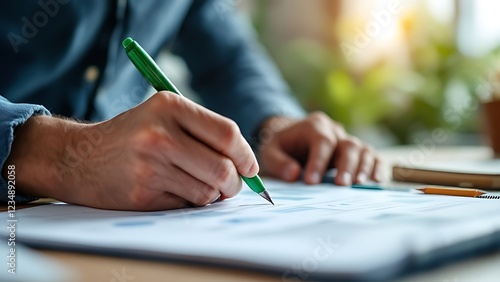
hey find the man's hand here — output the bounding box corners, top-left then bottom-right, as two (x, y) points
(257, 112), (382, 185)
(4, 92), (258, 211)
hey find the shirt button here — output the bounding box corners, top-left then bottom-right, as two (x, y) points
(84, 65), (100, 83)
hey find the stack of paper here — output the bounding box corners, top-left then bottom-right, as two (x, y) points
(2, 180), (500, 281)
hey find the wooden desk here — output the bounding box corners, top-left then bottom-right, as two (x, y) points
(7, 146), (500, 281)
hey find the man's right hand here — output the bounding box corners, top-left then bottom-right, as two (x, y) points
(3, 92), (258, 211)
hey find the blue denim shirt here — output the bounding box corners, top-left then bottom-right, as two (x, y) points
(0, 0), (305, 203)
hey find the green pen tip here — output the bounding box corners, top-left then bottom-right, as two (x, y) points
(122, 37), (134, 48)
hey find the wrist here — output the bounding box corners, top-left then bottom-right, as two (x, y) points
(251, 116), (296, 150)
(2, 115), (82, 199)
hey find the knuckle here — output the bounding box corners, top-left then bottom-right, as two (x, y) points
(156, 91), (177, 103)
(194, 186), (219, 206)
(151, 91), (170, 107)
(134, 128), (162, 148)
(128, 186), (154, 210)
(134, 126), (175, 153)
(341, 137), (362, 149)
(152, 91), (183, 112)
(330, 120), (346, 135)
(212, 158), (235, 187)
(359, 147), (371, 158)
(308, 111), (329, 123)
(364, 144), (374, 153)
(220, 119), (240, 148)
(317, 133), (336, 147)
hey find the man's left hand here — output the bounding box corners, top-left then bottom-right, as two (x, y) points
(256, 112), (383, 185)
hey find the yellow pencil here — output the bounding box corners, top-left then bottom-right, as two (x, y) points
(417, 187), (486, 197)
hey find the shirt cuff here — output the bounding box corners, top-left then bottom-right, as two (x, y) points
(0, 97), (51, 203)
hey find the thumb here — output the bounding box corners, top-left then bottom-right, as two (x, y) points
(260, 145), (301, 182)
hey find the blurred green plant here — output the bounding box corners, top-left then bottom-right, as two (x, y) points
(253, 1), (498, 145)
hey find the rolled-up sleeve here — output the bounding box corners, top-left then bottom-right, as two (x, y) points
(173, 0), (306, 141)
(0, 96), (50, 203)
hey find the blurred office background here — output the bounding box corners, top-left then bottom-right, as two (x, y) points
(239, 0), (500, 147)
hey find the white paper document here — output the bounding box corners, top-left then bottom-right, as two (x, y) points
(2, 180), (500, 281)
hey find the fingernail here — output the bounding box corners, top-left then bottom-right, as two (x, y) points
(356, 172), (367, 183)
(341, 172), (352, 185)
(310, 172), (321, 184)
(375, 170), (383, 182)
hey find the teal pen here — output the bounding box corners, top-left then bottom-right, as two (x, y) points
(351, 184), (383, 190)
(122, 37), (274, 205)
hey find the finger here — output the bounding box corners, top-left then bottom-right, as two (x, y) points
(333, 139), (362, 186)
(354, 148), (375, 184)
(330, 120), (347, 140)
(304, 136), (336, 184)
(128, 192), (190, 211)
(371, 157), (384, 182)
(170, 131), (242, 200)
(259, 144), (301, 182)
(164, 94), (258, 177)
(162, 165), (224, 206)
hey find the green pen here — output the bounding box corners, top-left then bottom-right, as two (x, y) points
(122, 37), (274, 205)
